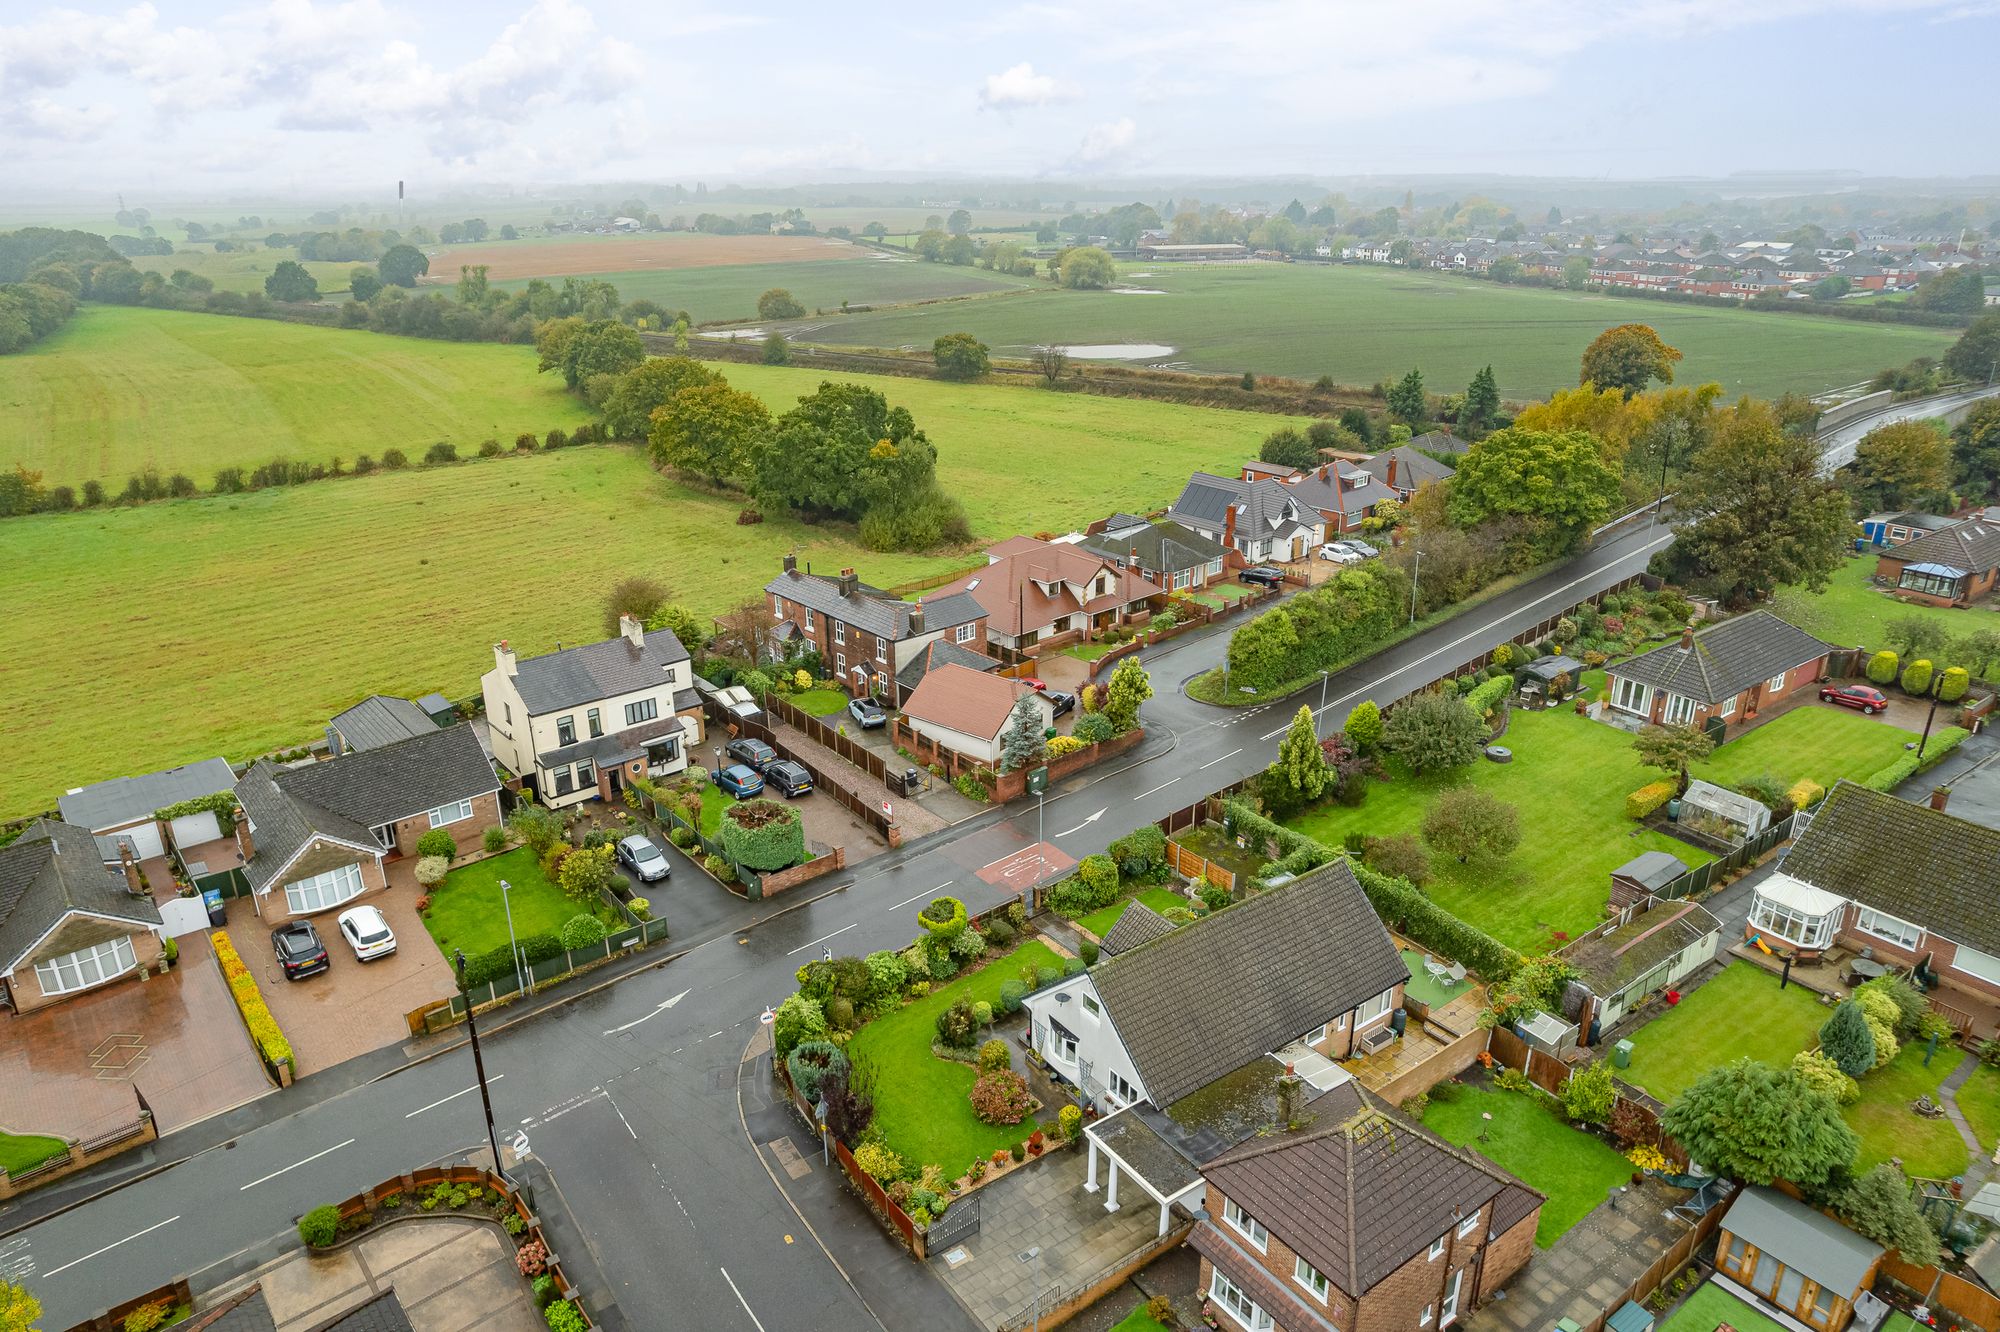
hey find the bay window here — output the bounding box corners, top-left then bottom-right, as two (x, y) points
(286, 861), (365, 914)
(35, 935), (139, 995)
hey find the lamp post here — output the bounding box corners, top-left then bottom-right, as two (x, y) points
(1317, 669), (1332, 735)
(1916, 670), (1947, 763)
(499, 877), (524, 995)
(1024, 1245), (1043, 1332)
(452, 949), (510, 1186)
(1408, 549), (1423, 624)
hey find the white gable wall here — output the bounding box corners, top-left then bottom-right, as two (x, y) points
(1022, 975), (1147, 1115)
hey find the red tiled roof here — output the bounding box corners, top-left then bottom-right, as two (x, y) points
(938, 539), (1163, 636)
(900, 664), (1043, 738)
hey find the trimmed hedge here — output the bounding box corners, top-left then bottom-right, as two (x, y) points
(1626, 780), (1676, 820)
(1220, 799), (1338, 879)
(1863, 753), (1921, 792)
(459, 932), (565, 988)
(1464, 675), (1511, 718)
(719, 799), (806, 871)
(1920, 726), (1970, 770)
(213, 930), (293, 1067)
(1349, 858), (1522, 981)
(1786, 778), (1825, 811)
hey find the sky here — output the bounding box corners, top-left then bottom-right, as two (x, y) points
(2, 0), (1997, 198)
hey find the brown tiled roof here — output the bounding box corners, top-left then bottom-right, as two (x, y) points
(936, 539), (1163, 636)
(1610, 610), (1831, 705)
(1203, 1081), (1543, 1297)
(1888, 517), (2000, 575)
(900, 664), (1042, 740)
(1190, 1221), (1344, 1331)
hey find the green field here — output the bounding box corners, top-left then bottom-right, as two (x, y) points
(542, 258), (1032, 323)
(1, 305), (594, 488)
(783, 263), (1956, 400)
(129, 246), (356, 296)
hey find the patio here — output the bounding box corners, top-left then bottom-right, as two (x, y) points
(1344, 982), (1489, 1105)
(1464, 1175), (1698, 1332)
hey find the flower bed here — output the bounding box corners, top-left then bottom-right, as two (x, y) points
(212, 929), (293, 1080)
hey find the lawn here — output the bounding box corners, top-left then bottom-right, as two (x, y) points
(420, 848), (614, 959)
(790, 262), (1955, 400)
(1694, 705), (1920, 793)
(787, 688), (850, 717)
(1776, 555), (2000, 683)
(1074, 888), (1189, 941)
(1287, 707), (1711, 951)
(1107, 1306), (1171, 1332)
(130, 245), (358, 296)
(1400, 948), (1474, 1010)
(1, 305), (595, 488)
(1619, 964), (1830, 1104)
(1059, 639), (1121, 662)
(1658, 1281), (1790, 1332)
(1847, 1045), (1969, 1178)
(1954, 1060), (2000, 1152)
(698, 785), (736, 838)
(846, 939), (1064, 1178)
(0, 1131), (70, 1175)
(1423, 1082), (1634, 1246)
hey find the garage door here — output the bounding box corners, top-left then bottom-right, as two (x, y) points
(96, 821), (164, 862)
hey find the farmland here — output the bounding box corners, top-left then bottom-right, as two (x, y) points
(425, 232), (864, 278)
(778, 262), (1957, 400)
(0, 305), (593, 488)
(128, 245), (357, 295)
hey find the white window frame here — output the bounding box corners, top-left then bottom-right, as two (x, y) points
(427, 798), (473, 828)
(1457, 1210), (1481, 1238)
(875, 637), (887, 665)
(1207, 1270), (1274, 1332)
(1294, 1256), (1329, 1302)
(1441, 1269), (1463, 1325)
(1613, 675), (1651, 716)
(1308, 1023), (1328, 1044)
(34, 935), (139, 996)
(1421, 1305), (1434, 1326)
(954, 622), (976, 644)
(1049, 1026), (1078, 1065)
(1856, 907), (1921, 950)
(286, 861), (365, 914)
(1429, 1236), (1445, 1261)
(1768, 671), (1788, 692)
(1357, 988), (1394, 1025)
(773, 594), (782, 617)
(1719, 694), (1736, 718)
(834, 621), (847, 646)
(1223, 1200), (1269, 1252)
(1081, 994), (1101, 1020)
(1108, 1070), (1138, 1105)
(1749, 893), (1839, 950)
(1664, 693), (1696, 725)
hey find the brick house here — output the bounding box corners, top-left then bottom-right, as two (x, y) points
(1748, 781), (2000, 1036)
(764, 557), (987, 704)
(1873, 516), (2000, 607)
(1280, 461), (1398, 534)
(0, 819), (164, 1015)
(1077, 514), (1231, 592)
(1604, 611), (1831, 730)
(935, 538), (1162, 655)
(232, 723), (500, 919)
(1358, 447), (1454, 502)
(1169, 473), (1325, 564)
(896, 663), (1055, 767)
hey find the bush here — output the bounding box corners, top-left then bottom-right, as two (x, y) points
(1079, 939), (1099, 965)
(669, 825), (695, 848)
(212, 930), (293, 1067)
(1348, 858), (1520, 980)
(1464, 674), (1511, 717)
(1793, 1050), (1861, 1105)
(703, 852), (735, 883)
(969, 1069), (1036, 1125)
(920, 895), (969, 938)
(381, 447), (409, 470)
(1626, 780), (1676, 820)
(416, 827), (457, 861)
(935, 999), (979, 1050)
(984, 917), (1017, 947)
(545, 1300), (587, 1332)
(971, 999), (993, 1026)
(414, 854), (451, 889)
(1106, 825), (1167, 878)
(998, 979), (1028, 1014)
(299, 1204), (341, 1248)
(1560, 1061), (1615, 1125)
(1198, 878), (1231, 912)
(1058, 1104), (1082, 1140)
(1859, 975), (1929, 1038)
(1939, 666), (1971, 703)
(719, 799), (806, 871)
(1820, 1001), (1877, 1077)
(864, 949), (908, 1000)
(124, 1301), (174, 1332)
(827, 996), (854, 1029)
(424, 441), (459, 465)
(1034, 964), (1061, 988)
(772, 993), (827, 1060)
(478, 438), (503, 458)
(1074, 712), (1115, 745)
(482, 825), (507, 853)
(1863, 753), (1921, 792)
(1866, 650), (1900, 684)
(1786, 778), (1824, 811)
(558, 914), (607, 950)
(1902, 658), (1935, 697)
(1364, 832), (1431, 887)
(786, 1040), (849, 1102)
(978, 1038), (1012, 1072)
(853, 1140), (903, 1183)
(1075, 855), (1119, 908)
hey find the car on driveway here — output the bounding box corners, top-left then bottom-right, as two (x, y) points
(1047, 691), (1077, 719)
(1239, 566), (1286, 587)
(336, 904), (397, 961)
(1819, 683), (1889, 715)
(272, 920), (331, 980)
(1317, 543), (1364, 564)
(764, 759), (814, 798)
(715, 763), (765, 797)
(1022, 677), (1047, 692)
(848, 697), (886, 729)
(726, 737), (778, 771)
(616, 834), (672, 882)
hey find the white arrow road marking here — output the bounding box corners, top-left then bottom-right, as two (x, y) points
(239, 1139), (354, 1191)
(603, 989), (690, 1036)
(39, 1216), (181, 1279)
(787, 922), (857, 956)
(1051, 808), (1106, 837)
(406, 1074), (506, 1118)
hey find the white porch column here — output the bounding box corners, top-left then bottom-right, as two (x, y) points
(1104, 1157), (1121, 1213)
(1157, 1198), (1171, 1238)
(1084, 1136), (1100, 1193)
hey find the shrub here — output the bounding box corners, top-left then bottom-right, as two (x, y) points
(1863, 753), (1921, 792)
(1058, 1104), (1082, 1140)
(1034, 964), (1061, 989)
(720, 799), (806, 870)
(919, 895), (969, 938)
(1107, 825), (1167, 878)
(864, 949), (908, 1000)
(772, 992), (828, 1059)
(545, 428), (569, 449)
(1560, 1061), (1615, 1125)
(1625, 780), (1676, 820)
(545, 1301), (586, 1332)
(1364, 832), (1431, 887)
(381, 447), (409, 469)
(1820, 1000), (1877, 1077)
(984, 918), (1018, 948)
(416, 827), (458, 861)
(669, 825), (694, 848)
(1079, 939), (1099, 965)
(1198, 878), (1231, 912)
(703, 852), (735, 883)
(478, 438), (503, 457)
(997, 979), (1028, 1014)
(1792, 1050), (1861, 1105)
(424, 441), (459, 464)
(558, 914), (607, 950)
(1939, 666), (1971, 703)
(1902, 658), (1934, 696)
(1075, 855), (1119, 908)
(786, 1040), (849, 1102)
(482, 825), (508, 854)
(970, 1069), (1036, 1125)
(124, 1301), (173, 1332)
(936, 999), (979, 1050)
(1786, 778), (1824, 811)
(414, 854), (451, 889)
(1464, 674), (1511, 718)
(299, 1204), (341, 1248)
(1147, 1295), (1175, 1323)
(1011, 1142), (1026, 1162)
(1348, 858), (1521, 980)
(853, 1141), (903, 1183)
(1062, 956), (1086, 977)
(1074, 712), (1115, 745)
(212, 930), (293, 1067)
(827, 996), (854, 1029)
(1866, 649), (1899, 684)
(971, 999), (993, 1026)
(978, 1038), (1012, 1072)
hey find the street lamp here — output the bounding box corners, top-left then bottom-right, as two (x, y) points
(1916, 669), (1949, 763)
(1408, 549), (1423, 624)
(1020, 1245), (1043, 1332)
(498, 878), (524, 996)
(1317, 669), (1332, 735)
(452, 949), (510, 1186)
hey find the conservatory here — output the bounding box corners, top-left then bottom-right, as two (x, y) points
(1746, 871), (1845, 954)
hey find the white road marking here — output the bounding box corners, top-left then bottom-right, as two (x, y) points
(1198, 748), (1242, 769)
(606, 1091), (639, 1140)
(238, 1139), (355, 1191)
(603, 989), (690, 1035)
(786, 922), (857, 956)
(1050, 807), (1106, 837)
(405, 1075), (506, 1118)
(1134, 778), (1180, 800)
(887, 882), (953, 913)
(719, 1266), (768, 1332)
(39, 1216), (181, 1279)
(521, 1088), (607, 1128)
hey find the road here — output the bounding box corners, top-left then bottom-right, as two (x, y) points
(14, 387), (1991, 1331)
(1816, 384), (2000, 473)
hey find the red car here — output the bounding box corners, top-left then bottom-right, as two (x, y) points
(1819, 683), (1888, 715)
(1021, 678), (1047, 692)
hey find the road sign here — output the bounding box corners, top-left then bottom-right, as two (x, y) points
(882, 799), (893, 817)
(1026, 766), (1049, 796)
(759, 1007), (775, 1026)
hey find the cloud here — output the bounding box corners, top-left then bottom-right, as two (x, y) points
(2, 94), (115, 141)
(1073, 116), (1136, 164)
(978, 62), (1071, 109)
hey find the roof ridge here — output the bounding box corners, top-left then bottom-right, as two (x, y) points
(1354, 1086), (1546, 1201)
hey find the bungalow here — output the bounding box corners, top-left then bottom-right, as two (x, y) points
(1408, 430), (1469, 457)
(1560, 896), (1723, 1038)
(897, 663), (1053, 766)
(0, 819), (165, 1015)
(1077, 514), (1231, 592)
(482, 615), (704, 808)
(1359, 446), (1453, 501)
(763, 556), (988, 703)
(1874, 516), (2000, 607)
(936, 538), (1162, 654)
(1281, 461), (1398, 534)
(1714, 1187), (1884, 1331)
(1859, 510), (1958, 548)
(1168, 473), (1325, 564)
(1604, 611), (1831, 730)
(58, 756), (238, 868)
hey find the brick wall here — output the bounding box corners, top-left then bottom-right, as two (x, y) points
(387, 791), (502, 858)
(1476, 1212), (1538, 1301)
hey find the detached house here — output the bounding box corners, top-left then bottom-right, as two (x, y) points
(898, 663), (1055, 767)
(1280, 462), (1398, 534)
(1874, 516), (2000, 608)
(764, 557), (987, 704)
(1169, 473), (1325, 564)
(936, 538), (1162, 655)
(1604, 611), (1831, 730)
(1359, 447), (1454, 502)
(1078, 514), (1231, 592)
(1, 820), (164, 1015)
(482, 615), (703, 809)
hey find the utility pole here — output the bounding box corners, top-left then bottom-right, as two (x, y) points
(1916, 671), (1947, 763)
(453, 950), (510, 1185)
(1408, 549), (1423, 624)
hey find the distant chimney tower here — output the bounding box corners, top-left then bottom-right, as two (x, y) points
(494, 641), (517, 676)
(1680, 626), (1695, 650)
(620, 613), (645, 648)
(838, 568), (859, 598)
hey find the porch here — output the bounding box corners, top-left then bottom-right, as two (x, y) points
(1082, 1108), (1206, 1240)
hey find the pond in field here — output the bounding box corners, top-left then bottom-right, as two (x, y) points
(1055, 343), (1177, 359)
(1111, 287), (1167, 295)
(701, 327), (767, 339)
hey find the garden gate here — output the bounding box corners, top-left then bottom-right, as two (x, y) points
(928, 1192), (981, 1249)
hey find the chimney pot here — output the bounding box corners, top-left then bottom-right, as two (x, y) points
(839, 568), (858, 598)
(909, 602), (926, 635)
(1931, 786), (1951, 812)
(620, 612), (645, 648)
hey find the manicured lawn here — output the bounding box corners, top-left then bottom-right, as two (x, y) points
(1695, 705), (1919, 794)
(1954, 1060), (2000, 1152)
(1075, 888), (1189, 940)
(1620, 964), (1830, 1104)
(1848, 1046), (1969, 1178)
(1776, 555), (2000, 683)
(698, 785), (737, 838)
(1288, 706), (1711, 951)
(1060, 640), (1121, 662)
(1659, 1281), (1790, 1332)
(1423, 1083), (1634, 1247)
(787, 688), (850, 717)
(0, 1131), (70, 1175)
(1108, 1306), (1171, 1332)
(422, 847), (613, 958)
(846, 940), (1064, 1179)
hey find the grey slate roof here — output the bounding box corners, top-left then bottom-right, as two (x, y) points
(1887, 517), (2000, 576)
(764, 568), (983, 641)
(1090, 860), (1408, 1106)
(1409, 430), (1469, 456)
(1612, 850), (1689, 891)
(1285, 467), (1398, 517)
(1782, 780), (2000, 956)
(509, 627), (692, 716)
(0, 819), (163, 972)
(1168, 473), (1314, 538)
(1609, 610), (1831, 705)
(329, 695), (433, 752)
(1722, 1187), (1881, 1296)
(894, 637), (997, 696)
(57, 757), (238, 831)
(276, 724), (498, 829)
(1099, 900), (1178, 956)
(235, 761), (378, 892)
(1077, 519), (1228, 574)
(1202, 1080), (1542, 1297)
(1360, 446), (1454, 493)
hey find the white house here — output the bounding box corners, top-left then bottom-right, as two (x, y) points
(897, 664), (1054, 766)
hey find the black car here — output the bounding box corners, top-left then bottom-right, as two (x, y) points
(726, 736), (779, 771)
(848, 697), (887, 729)
(1238, 565), (1287, 588)
(272, 920), (331, 980)
(1047, 691), (1077, 719)
(764, 759), (815, 798)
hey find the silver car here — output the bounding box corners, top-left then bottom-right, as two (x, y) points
(336, 904), (397, 961)
(616, 834), (672, 883)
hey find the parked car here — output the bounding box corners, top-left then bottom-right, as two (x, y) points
(1239, 566), (1286, 587)
(1336, 540), (1380, 560)
(1819, 683), (1889, 715)
(336, 904), (397, 961)
(1317, 543), (1363, 564)
(764, 759), (814, 798)
(715, 763), (765, 797)
(616, 834), (672, 882)
(1047, 691), (1077, 719)
(848, 697), (887, 729)
(726, 737), (778, 771)
(272, 920), (331, 980)
(1022, 677), (1048, 692)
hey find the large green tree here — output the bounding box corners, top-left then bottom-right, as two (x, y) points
(1819, 1001), (1877, 1078)
(536, 318), (643, 390)
(1, 1276), (40, 1332)
(1447, 426), (1621, 561)
(1581, 323), (1682, 396)
(1102, 657), (1154, 733)
(1828, 1163), (1941, 1262)
(650, 381), (771, 486)
(1420, 787), (1520, 865)
(1386, 368), (1427, 424)
(1057, 247), (1116, 290)
(1660, 1059), (1858, 1186)
(1852, 420), (1951, 511)
(1671, 403), (1854, 604)
(264, 259), (319, 302)
(1910, 266), (1985, 315)
(751, 381), (936, 521)
(1943, 312), (2000, 384)
(932, 333), (991, 381)
(377, 243), (429, 288)
(601, 357), (720, 440)
(999, 694), (1048, 772)
(757, 288), (805, 320)
(1953, 396), (2000, 498)
(1259, 426), (1321, 470)
(1382, 691), (1484, 774)
(1461, 365), (1500, 432)
(1274, 705), (1329, 802)
(1632, 723), (1714, 795)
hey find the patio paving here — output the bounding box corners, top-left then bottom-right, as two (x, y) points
(768, 715), (948, 842)
(1465, 1176), (1694, 1332)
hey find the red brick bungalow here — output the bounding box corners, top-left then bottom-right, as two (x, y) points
(1873, 516), (2000, 608)
(1604, 611), (1832, 731)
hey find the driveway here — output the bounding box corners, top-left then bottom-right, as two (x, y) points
(0, 954), (273, 1139)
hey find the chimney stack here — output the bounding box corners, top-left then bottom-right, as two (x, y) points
(782, 552), (797, 574)
(1222, 503), (1238, 552)
(494, 641), (517, 676)
(1931, 786), (1951, 812)
(120, 844), (144, 896)
(909, 601), (926, 635)
(1276, 1064), (1303, 1130)
(1680, 626), (1695, 650)
(1387, 455), (1400, 490)
(839, 568), (858, 598)
(620, 612), (645, 648)
(235, 807), (254, 862)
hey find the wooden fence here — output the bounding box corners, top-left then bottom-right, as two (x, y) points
(767, 694), (889, 781)
(61, 1277), (194, 1332)
(706, 695), (896, 843)
(1876, 1253), (2000, 1330)
(1570, 1186), (1737, 1332)
(1163, 838), (1236, 894)
(409, 916), (674, 1029)
(1484, 1027), (1689, 1169)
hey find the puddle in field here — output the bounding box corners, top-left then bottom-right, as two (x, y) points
(1111, 287), (1166, 295)
(1055, 343), (1177, 359)
(702, 328), (767, 339)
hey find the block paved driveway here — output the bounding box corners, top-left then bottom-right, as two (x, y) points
(0, 955), (273, 1139)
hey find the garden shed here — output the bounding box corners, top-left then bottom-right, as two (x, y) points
(1518, 654), (1585, 687)
(1678, 779), (1770, 842)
